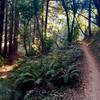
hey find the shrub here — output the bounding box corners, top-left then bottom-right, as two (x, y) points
(21, 65), (80, 100)
(15, 73), (35, 90)
(7, 45), (82, 99)
(0, 79), (14, 100)
(0, 55), (4, 66)
(14, 73), (35, 99)
(45, 37), (54, 52)
(65, 65), (80, 87)
(0, 85), (13, 100)
(10, 60), (42, 81)
(46, 65), (80, 87)
(23, 89), (47, 100)
(27, 47), (36, 57)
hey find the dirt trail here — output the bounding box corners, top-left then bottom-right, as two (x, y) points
(80, 42), (100, 100)
(0, 64), (18, 78)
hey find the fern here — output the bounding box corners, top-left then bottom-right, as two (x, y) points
(67, 65), (81, 87)
(15, 73), (35, 91)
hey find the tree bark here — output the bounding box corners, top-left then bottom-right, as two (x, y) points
(13, 0), (19, 55)
(23, 20), (28, 56)
(44, 0), (49, 39)
(61, 0), (71, 42)
(8, 0), (14, 57)
(0, 0), (5, 54)
(93, 0), (100, 27)
(33, 0), (46, 54)
(88, 0), (92, 37)
(70, 0), (77, 42)
(4, 0), (8, 57)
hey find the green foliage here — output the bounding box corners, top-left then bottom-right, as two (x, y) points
(45, 37), (54, 52)
(0, 79), (14, 100)
(23, 89), (48, 100)
(27, 47), (36, 56)
(9, 59), (42, 81)
(73, 25), (80, 41)
(0, 85), (13, 100)
(7, 45), (82, 99)
(17, 0), (34, 21)
(42, 45), (82, 72)
(12, 73), (36, 100)
(0, 55), (4, 66)
(44, 65), (80, 87)
(66, 65), (80, 86)
(17, 0), (42, 21)
(15, 73), (35, 91)
(18, 66), (80, 100)
(23, 90), (35, 100)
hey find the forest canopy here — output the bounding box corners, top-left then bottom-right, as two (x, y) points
(0, 0), (99, 58)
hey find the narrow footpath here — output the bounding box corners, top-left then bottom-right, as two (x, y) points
(80, 42), (100, 100)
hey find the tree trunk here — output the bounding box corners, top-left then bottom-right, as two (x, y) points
(23, 34), (28, 56)
(61, 0), (71, 42)
(4, 0), (8, 57)
(36, 16), (46, 54)
(96, 10), (100, 27)
(88, 0), (92, 37)
(33, 0), (46, 54)
(0, 0), (5, 54)
(44, 0), (49, 39)
(13, 0), (19, 55)
(70, 0), (77, 42)
(23, 21), (28, 56)
(93, 0), (100, 27)
(8, 0), (14, 57)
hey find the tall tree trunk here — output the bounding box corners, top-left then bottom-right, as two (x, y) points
(0, 0), (5, 54)
(44, 0), (49, 39)
(13, 0), (19, 55)
(70, 0), (77, 42)
(41, 0), (44, 40)
(36, 16), (46, 54)
(88, 0), (92, 37)
(96, 10), (100, 27)
(8, 0), (14, 57)
(93, 0), (100, 27)
(61, 0), (70, 42)
(23, 21), (28, 56)
(4, 0), (8, 57)
(34, 0), (46, 54)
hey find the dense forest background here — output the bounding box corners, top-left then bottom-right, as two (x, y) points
(0, 0), (100, 58)
(0, 0), (100, 100)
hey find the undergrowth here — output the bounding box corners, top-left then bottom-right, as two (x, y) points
(0, 44), (83, 100)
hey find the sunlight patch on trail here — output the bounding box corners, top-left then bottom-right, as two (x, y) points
(0, 64), (18, 78)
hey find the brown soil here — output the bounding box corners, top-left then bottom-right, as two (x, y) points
(0, 54), (22, 78)
(79, 42), (100, 100)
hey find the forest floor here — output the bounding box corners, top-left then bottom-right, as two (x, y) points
(0, 40), (100, 100)
(0, 55), (21, 78)
(0, 64), (17, 78)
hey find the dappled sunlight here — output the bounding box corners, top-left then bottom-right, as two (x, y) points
(0, 63), (18, 78)
(0, 0), (100, 99)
